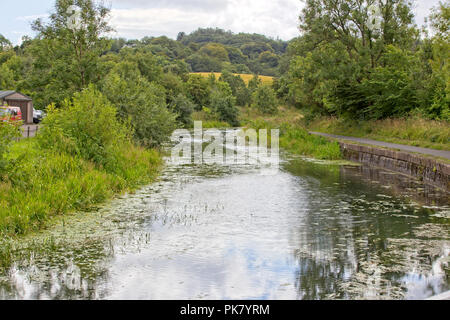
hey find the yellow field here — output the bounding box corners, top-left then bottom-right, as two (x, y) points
(191, 73), (274, 85)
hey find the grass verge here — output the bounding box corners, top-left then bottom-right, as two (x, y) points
(0, 139), (162, 237)
(308, 117), (450, 151)
(241, 106), (342, 160)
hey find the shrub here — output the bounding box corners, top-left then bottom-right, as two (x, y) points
(37, 85), (129, 169)
(102, 69), (178, 148)
(210, 82), (240, 127)
(170, 94), (195, 127)
(253, 84), (278, 114)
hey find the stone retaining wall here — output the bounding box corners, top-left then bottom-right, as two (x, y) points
(339, 142), (450, 191)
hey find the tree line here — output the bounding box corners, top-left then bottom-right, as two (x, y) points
(276, 0), (449, 121)
(0, 0), (280, 149)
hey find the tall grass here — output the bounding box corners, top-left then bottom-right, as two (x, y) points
(309, 116), (450, 150)
(241, 108), (342, 160)
(0, 139), (161, 236)
(279, 126), (342, 160)
(0, 87), (165, 237)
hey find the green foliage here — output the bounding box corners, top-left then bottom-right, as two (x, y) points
(179, 28), (286, 76)
(0, 34), (12, 51)
(101, 64), (177, 148)
(169, 94), (195, 127)
(426, 1), (450, 121)
(37, 86), (129, 168)
(0, 86), (165, 236)
(160, 72), (186, 105)
(0, 139), (162, 236)
(199, 43), (230, 62)
(280, 0), (449, 121)
(210, 82), (240, 127)
(0, 122), (21, 177)
(186, 74), (212, 110)
(243, 117), (342, 160)
(280, 126), (342, 160)
(27, 0), (112, 107)
(219, 71), (251, 106)
(248, 74), (262, 93)
(253, 84), (278, 114)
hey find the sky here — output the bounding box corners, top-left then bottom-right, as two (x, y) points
(0, 0), (443, 45)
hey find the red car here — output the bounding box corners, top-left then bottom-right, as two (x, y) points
(0, 106), (22, 123)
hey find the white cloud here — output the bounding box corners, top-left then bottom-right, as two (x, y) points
(109, 0), (303, 40)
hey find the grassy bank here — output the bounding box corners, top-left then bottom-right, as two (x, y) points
(0, 139), (162, 236)
(308, 117), (450, 151)
(241, 106), (342, 160)
(0, 87), (165, 237)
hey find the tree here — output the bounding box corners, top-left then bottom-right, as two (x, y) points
(186, 53), (223, 72)
(283, 0), (421, 119)
(219, 71), (251, 106)
(30, 0), (112, 106)
(248, 74), (262, 93)
(210, 82), (240, 126)
(169, 94), (195, 128)
(101, 62), (177, 148)
(253, 84), (278, 114)
(186, 74), (211, 110)
(199, 43), (230, 62)
(37, 85), (129, 168)
(426, 1), (450, 120)
(0, 34), (12, 51)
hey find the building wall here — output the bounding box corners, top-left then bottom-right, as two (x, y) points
(6, 99), (33, 124)
(1, 93), (33, 124)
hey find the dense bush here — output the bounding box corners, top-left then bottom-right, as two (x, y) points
(37, 86), (130, 169)
(101, 66), (177, 148)
(280, 0), (450, 121)
(210, 82), (240, 127)
(253, 84), (278, 114)
(186, 74), (212, 110)
(219, 71), (251, 106)
(0, 86), (164, 235)
(0, 122), (21, 177)
(170, 94), (195, 127)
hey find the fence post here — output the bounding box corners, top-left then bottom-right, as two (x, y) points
(27, 126), (30, 138)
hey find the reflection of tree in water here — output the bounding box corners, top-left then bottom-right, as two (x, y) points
(285, 160), (449, 300)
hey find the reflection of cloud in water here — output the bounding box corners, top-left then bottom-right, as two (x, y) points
(0, 136), (448, 300)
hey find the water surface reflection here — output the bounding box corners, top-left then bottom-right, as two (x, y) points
(0, 149), (448, 300)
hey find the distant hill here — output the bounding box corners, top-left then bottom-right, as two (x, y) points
(110, 28), (288, 77)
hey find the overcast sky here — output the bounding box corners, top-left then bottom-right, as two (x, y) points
(0, 0), (443, 44)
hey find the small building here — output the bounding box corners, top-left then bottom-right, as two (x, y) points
(0, 91), (33, 124)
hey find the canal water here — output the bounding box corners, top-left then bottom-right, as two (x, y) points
(0, 130), (449, 300)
